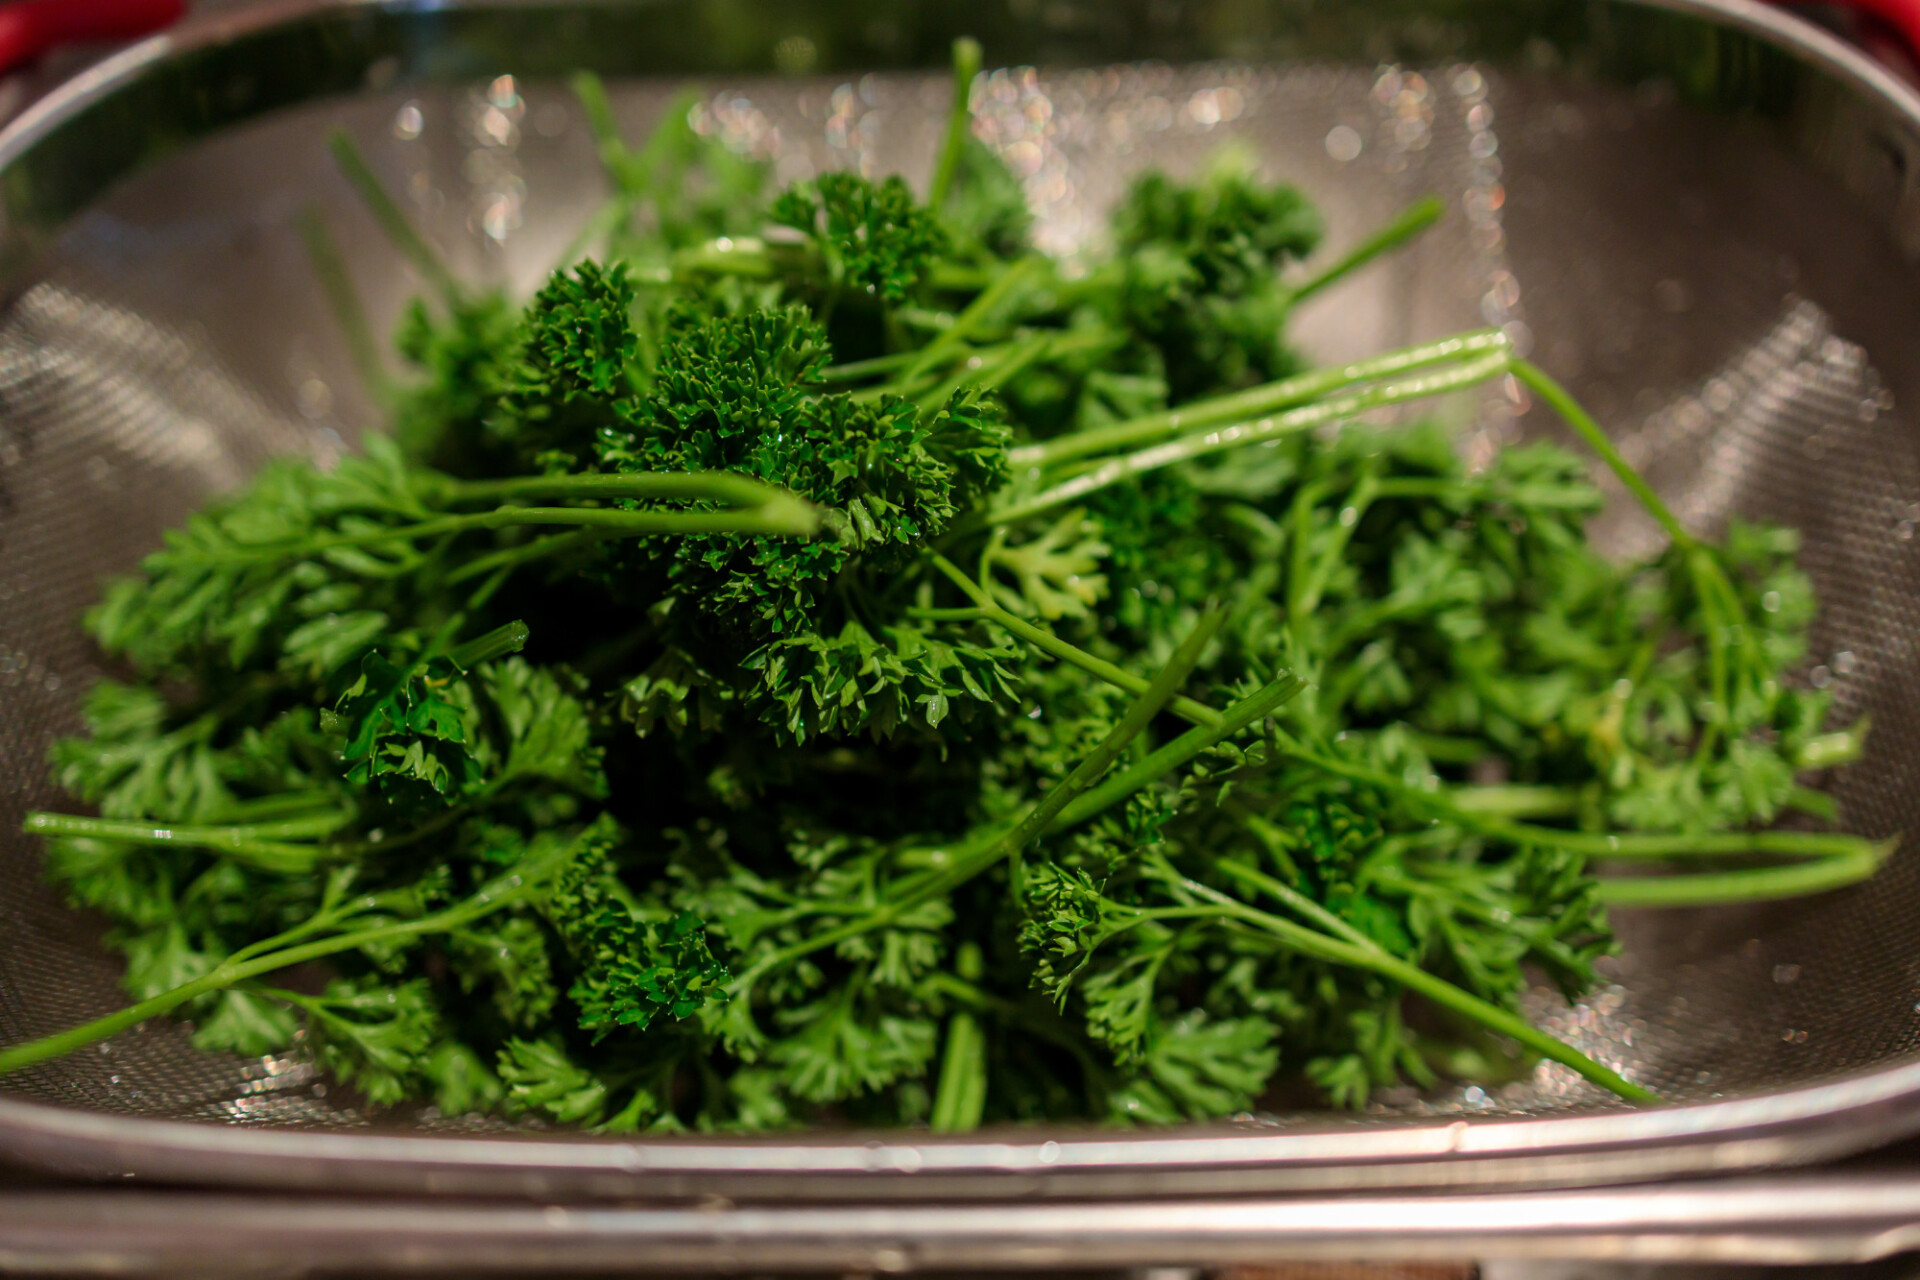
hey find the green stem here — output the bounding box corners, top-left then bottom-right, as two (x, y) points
(437, 471), (806, 513)
(926, 552), (1220, 727)
(215, 793), (346, 823)
(1213, 858), (1378, 951)
(450, 619), (530, 668)
(823, 350), (919, 383)
(896, 255), (1041, 388)
(1288, 196), (1445, 306)
(1261, 732), (1882, 871)
(328, 130), (459, 303)
(558, 194), (637, 267)
(670, 237), (779, 280)
(1013, 329), (1511, 469)
(916, 330), (1056, 416)
(928, 1008), (986, 1131)
(1370, 476), (1599, 509)
(1487, 826), (1891, 861)
(1051, 672), (1306, 831)
(201, 500), (819, 565)
(929, 940), (988, 1133)
(858, 327), (1118, 405)
(977, 606), (1224, 887)
(978, 352), (1510, 531)
(1165, 873), (1659, 1103)
(21, 812), (341, 875)
(1510, 360), (1693, 551)
(444, 529), (609, 585)
(928, 37), (984, 212)
(666, 238), (990, 296)
(295, 206), (391, 404)
(1599, 843), (1892, 906)
(0, 855), (553, 1078)
(1449, 785), (1583, 820)
(571, 70), (632, 181)
(1295, 472), (1381, 618)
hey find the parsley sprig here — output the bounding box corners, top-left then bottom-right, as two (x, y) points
(3, 41), (1889, 1127)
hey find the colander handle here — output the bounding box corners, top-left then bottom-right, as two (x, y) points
(0, 0), (185, 75)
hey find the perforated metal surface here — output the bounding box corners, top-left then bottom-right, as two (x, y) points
(3, 4), (1920, 1138)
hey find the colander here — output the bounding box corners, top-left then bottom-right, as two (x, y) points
(3, 0), (1920, 1204)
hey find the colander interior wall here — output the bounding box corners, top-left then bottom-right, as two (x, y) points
(3, 0), (1920, 1155)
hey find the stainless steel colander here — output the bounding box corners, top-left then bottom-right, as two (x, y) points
(3, 0), (1920, 1203)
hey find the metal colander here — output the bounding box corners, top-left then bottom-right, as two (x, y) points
(4, 0), (1920, 1200)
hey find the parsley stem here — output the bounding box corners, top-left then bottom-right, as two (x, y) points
(976, 352), (1510, 532)
(926, 552), (1220, 727)
(444, 528), (610, 585)
(1449, 785), (1583, 819)
(1288, 196), (1445, 306)
(571, 70), (632, 185)
(928, 38), (984, 213)
(327, 131), (460, 304)
(1261, 732), (1887, 877)
(0, 849), (562, 1079)
(557, 193), (636, 268)
(856, 327), (1119, 404)
(1597, 843), (1893, 906)
(437, 471), (807, 512)
(991, 606), (1225, 877)
(1509, 360), (1693, 551)
(451, 619), (531, 668)
(930, 942), (989, 1133)
(1213, 858), (1378, 951)
(916, 329), (1055, 416)
(670, 237), (779, 280)
(1051, 672), (1306, 831)
(670, 237), (991, 295)
(1161, 871), (1659, 1103)
(205, 500), (819, 564)
(20, 811), (346, 875)
(296, 206), (392, 405)
(1014, 328), (1511, 469)
(822, 350), (919, 383)
(1294, 472), (1382, 618)
(897, 255), (1042, 389)
(1485, 825), (1890, 861)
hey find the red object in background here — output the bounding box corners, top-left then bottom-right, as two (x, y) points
(1814, 0), (1920, 69)
(0, 0), (185, 76)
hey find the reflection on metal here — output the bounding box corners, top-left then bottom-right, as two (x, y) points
(7, 1176), (1920, 1270)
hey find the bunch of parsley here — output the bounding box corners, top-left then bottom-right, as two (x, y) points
(3, 42), (1887, 1130)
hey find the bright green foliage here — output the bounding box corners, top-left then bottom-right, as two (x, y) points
(942, 135), (1034, 265)
(499, 1036), (610, 1125)
(1103, 150), (1324, 400)
(450, 914), (558, 1030)
(392, 291), (521, 467)
(12, 42), (1880, 1132)
(771, 173), (949, 304)
(329, 652), (477, 806)
(291, 976), (445, 1107)
(495, 260), (646, 471)
(599, 305), (967, 636)
(544, 817), (729, 1038)
(84, 435), (426, 678)
(587, 303), (1019, 746)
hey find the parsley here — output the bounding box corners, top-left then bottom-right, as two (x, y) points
(3, 40), (1890, 1129)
